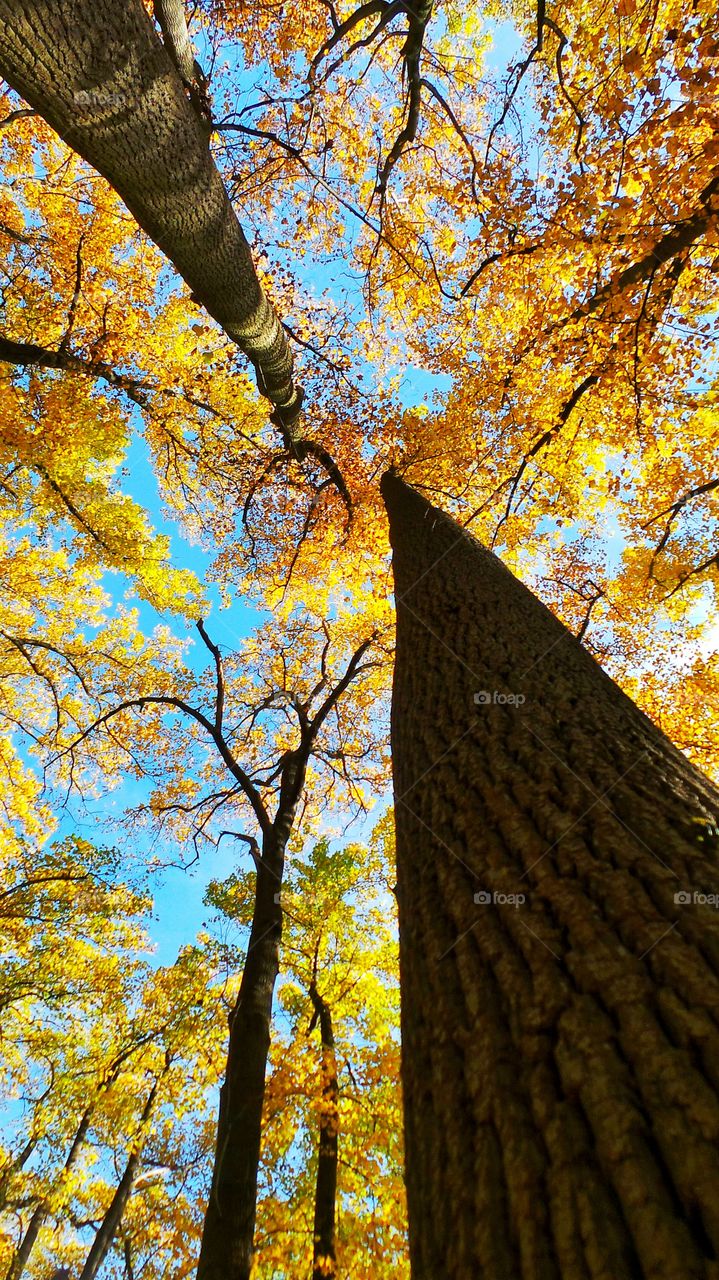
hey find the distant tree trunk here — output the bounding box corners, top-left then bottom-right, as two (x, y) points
(197, 801), (301, 1280)
(78, 1071), (164, 1280)
(309, 980), (338, 1280)
(382, 470), (719, 1280)
(0, 1135), (38, 1213)
(0, 0), (300, 417)
(6, 1107), (92, 1280)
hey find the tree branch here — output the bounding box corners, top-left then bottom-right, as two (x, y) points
(376, 2), (434, 198)
(571, 170), (719, 325)
(307, 634), (378, 743)
(60, 696), (271, 836)
(196, 619), (225, 732)
(309, 0), (395, 80)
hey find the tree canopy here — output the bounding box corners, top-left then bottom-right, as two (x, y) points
(0, 0), (717, 1274)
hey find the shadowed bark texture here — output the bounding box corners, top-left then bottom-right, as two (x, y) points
(381, 470), (719, 1280)
(0, 0), (300, 416)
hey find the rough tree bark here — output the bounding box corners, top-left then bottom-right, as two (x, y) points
(382, 470), (719, 1280)
(308, 978), (339, 1280)
(0, 0), (300, 418)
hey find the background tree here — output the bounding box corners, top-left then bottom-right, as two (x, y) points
(205, 821), (407, 1280)
(1, 839), (227, 1280)
(39, 612), (387, 1280)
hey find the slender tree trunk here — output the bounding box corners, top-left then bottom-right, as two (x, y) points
(78, 1074), (163, 1280)
(0, 0), (300, 416)
(0, 1136), (38, 1213)
(381, 470), (719, 1280)
(6, 1107), (92, 1280)
(309, 982), (338, 1280)
(197, 820), (293, 1280)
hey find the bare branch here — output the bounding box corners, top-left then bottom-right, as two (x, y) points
(309, 0), (395, 80)
(542, 17), (587, 159)
(307, 634), (378, 744)
(217, 120), (302, 159)
(421, 77), (480, 201)
(269, 407), (354, 519)
(0, 332), (150, 409)
(570, 169), (719, 326)
(643, 476), (719, 585)
(323, 2), (404, 82)
(376, 3), (434, 198)
(476, 372), (599, 544)
(217, 830), (262, 869)
(460, 241), (543, 298)
(0, 106), (35, 129)
(59, 695), (271, 836)
(33, 464), (114, 553)
(484, 42), (539, 164)
(666, 550), (719, 598)
(58, 235), (84, 355)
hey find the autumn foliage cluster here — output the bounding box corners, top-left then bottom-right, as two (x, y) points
(0, 0), (717, 1275)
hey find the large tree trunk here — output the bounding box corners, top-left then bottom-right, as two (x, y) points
(381, 470), (719, 1280)
(0, 0), (300, 417)
(197, 823), (291, 1280)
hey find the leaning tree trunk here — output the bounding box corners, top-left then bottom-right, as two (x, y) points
(381, 470), (719, 1280)
(0, 0), (300, 418)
